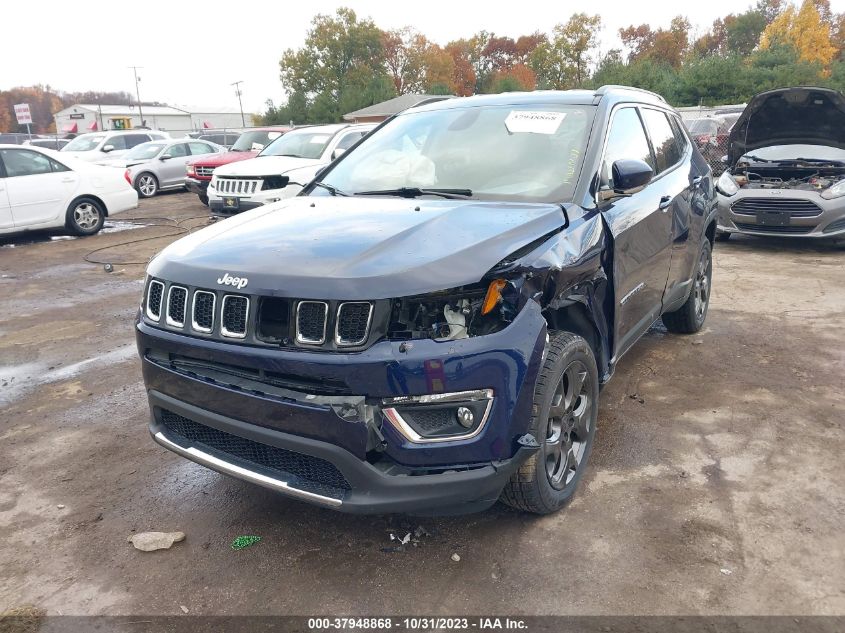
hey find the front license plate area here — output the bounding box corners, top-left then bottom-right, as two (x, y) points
(223, 197), (239, 210)
(757, 211), (790, 226)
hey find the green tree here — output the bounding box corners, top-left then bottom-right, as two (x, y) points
(277, 7), (395, 123)
(531, 13), (601, 89)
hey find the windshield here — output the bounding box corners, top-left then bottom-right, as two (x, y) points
(743, 144), (845, 161)
(125, 142), (166, 160)
(63, 135), (104, 152)
(319, 105), (595, 202)
(231, 130), (284, 152)
(259, 129), (335, 159)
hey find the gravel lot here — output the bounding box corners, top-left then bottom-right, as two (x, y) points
(0, 191), (843, 616)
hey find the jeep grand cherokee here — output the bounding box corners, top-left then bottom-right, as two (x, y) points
(136, 86), (718, 515)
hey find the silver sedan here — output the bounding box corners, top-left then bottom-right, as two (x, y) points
(98, 139), (225, 198)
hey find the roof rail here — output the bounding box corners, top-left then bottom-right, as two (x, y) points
(407, 96), (454, 110)
(595, 85), (667, 103)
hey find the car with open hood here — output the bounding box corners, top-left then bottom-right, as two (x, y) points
(716, 86), (845, 241)
(136, 86), (717, 515)
(205, 123), (374, 215)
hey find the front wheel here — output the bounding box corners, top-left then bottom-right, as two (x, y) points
(500, 332), (599, 514)
(662, 239), (712, 334)
(135, 172), (158, 198)
(65, 197), (105, 236)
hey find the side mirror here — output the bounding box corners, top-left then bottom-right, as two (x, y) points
(160, 154), (172, 161)
(612, 159), (653, 193)
(331, 148), (346, 160)
(102, 144), (115, 153)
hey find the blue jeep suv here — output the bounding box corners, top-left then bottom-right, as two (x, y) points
(136, 86), (718, 515)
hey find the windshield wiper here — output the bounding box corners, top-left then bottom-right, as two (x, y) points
(311, 181), (349, 197)
(353, 187), (473, 200)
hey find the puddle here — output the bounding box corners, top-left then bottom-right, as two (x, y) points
(0, 221), (145, 249)
(0, 344), (137, 406)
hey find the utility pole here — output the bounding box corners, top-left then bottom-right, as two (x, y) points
(231, 81), (246, 127)
(129, 66), (144, 127)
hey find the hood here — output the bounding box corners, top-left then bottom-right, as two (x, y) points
(213, 155), (321, 177)
(728, 87), (845, 165)
(148, 197), (568, 300)
(187, 149), (259, 168)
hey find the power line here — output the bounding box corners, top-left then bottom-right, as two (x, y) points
(231, 81), (245, 127)
(129, 66), (144, 127)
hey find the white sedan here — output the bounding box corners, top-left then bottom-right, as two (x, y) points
(0, 144), (138, 237)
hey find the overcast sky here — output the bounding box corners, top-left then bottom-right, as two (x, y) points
(3, 0), (845, 113)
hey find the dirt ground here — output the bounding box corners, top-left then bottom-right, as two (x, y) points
(0, 191), (843, 617)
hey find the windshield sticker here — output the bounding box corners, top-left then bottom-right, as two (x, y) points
(308, 135), (331, 144)
(505, 111), (566, 135)
(251, 143), (265, 151)
(267, 132), (282, 140)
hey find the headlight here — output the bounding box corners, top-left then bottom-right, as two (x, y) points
(186, 164), (195, 175)
(717, 171), (739, 196)
(821, 179), (845, 199)
(388, 280), (519, 341)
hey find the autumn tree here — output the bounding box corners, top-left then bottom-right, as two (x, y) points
(532, 13), (601, 89)
(760, 0), (837, 68)
(620, 16), (690, 68)
(382, 27), (429, 94)
(444, 41), (477, 96)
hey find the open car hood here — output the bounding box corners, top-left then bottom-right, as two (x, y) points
(728, 87), (845, 165)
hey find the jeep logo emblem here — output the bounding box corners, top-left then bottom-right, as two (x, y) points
(217, 273), (248, 290)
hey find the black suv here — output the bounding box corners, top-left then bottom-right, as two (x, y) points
(136, 86), (717, 515)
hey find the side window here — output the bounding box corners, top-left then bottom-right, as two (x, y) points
(0, 149), (54, 177)
(335, 132), (364, 151)
(669, 115), (689, 154)
(602, 107), (654, 189)
(641, 109), (682, 173)
(124, 134), (150, 149)
(188, 142), (214, 155)
(167, 143), (189, 157)
(48, 157), (70, 173)
(105, 135), (127, 151)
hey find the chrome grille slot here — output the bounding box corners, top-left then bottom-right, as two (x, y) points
(221, 295), (249, 338)
(296, 301), (328, 344)
(192, 291), (216, 333)
(166, 286), (188, 327)
(335, 302), (373, 346)
(195, 166), (214, 177)
(216, 178), (261, 197)
(731, 197), (823, 217)
(146, 280), (164, 321)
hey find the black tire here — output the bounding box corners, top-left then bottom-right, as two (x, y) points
(198, 194), (209, 206)
(662, 239), (712, 334)
(135, 172), (158, 198)
(715, 231), (731, 242)
(500, 332), (599, 514)
(65, 197), (105, 236)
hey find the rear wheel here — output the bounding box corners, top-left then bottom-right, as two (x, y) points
(500, 332), (599, 514)
(135, 172), (158, 198)
(65, 197), (105, 236)
(662, 239), (712, 334)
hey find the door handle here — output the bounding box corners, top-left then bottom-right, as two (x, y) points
(61, 177), (75, 183)
(659, 195), (672, 210)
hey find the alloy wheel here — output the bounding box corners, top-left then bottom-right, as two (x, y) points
(693, 248), (711, 321)
(138, 175), (157, 196)
(544, 360), (592, 490)
(73, 202), (100, 231)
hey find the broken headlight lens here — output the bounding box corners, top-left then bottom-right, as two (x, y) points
(717, 171), (739, 196)
(821, 179), (845, 199)
(388, 280), (519, 341)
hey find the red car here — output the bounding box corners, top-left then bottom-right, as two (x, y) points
(185, 127), (291, 205)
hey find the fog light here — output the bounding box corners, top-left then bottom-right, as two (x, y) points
(456, 406), (474, 428)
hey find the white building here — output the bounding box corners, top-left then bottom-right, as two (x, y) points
(53, 104), (253, 135)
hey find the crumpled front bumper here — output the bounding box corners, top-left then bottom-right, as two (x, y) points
(137, 302), (548, 514)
